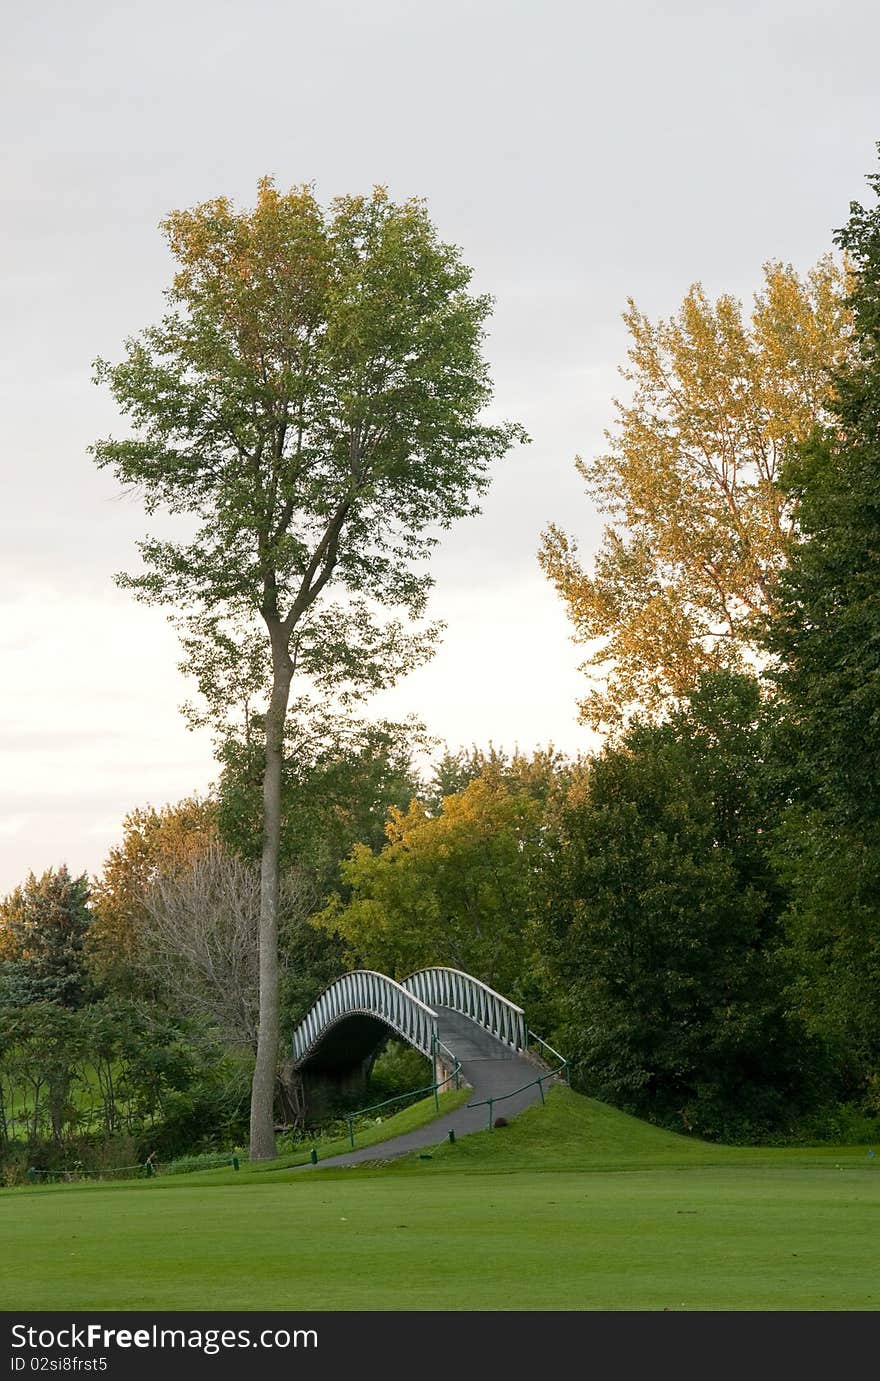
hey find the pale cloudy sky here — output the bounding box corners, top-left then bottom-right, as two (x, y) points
(1, 0), (879, 892)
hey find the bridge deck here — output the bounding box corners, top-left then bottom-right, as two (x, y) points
(301, 1006), (549, 1169)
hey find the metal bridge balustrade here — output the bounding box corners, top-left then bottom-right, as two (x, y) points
(292, 964), (528, 1072)
(292, 969), (439, 1067)
(402, 966), (526, 1051)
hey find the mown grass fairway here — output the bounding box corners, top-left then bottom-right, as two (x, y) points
(2, 1089), (877, 1311)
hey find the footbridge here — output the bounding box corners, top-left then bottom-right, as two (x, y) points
(291, 966), (566, 1163)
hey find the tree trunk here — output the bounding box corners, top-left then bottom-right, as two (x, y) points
(249, 630), (293, 1160)
(278, 1056), (305, 1131)
(49, 1072), (69, 1147)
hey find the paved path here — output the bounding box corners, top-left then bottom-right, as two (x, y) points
(300, 1006), (549, 1170)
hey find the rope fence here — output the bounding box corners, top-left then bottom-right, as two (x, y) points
(23, 1154), (242, 1184)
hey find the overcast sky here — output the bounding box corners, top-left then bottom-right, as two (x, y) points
(1, 0), (878, 893)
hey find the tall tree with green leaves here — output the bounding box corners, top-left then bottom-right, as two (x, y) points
(768, 169), (880, 824)
(91, 180), (522, 1157)
(541, 674), (818, 1138)
(766, 158), (880, 1090)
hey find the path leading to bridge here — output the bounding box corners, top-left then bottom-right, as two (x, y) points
(300, 1006), (549, 1170)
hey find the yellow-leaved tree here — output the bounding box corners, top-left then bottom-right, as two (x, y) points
(87, 797), (217, 990)
(539, 257), (852, 730)
(316, 775), (543, 995)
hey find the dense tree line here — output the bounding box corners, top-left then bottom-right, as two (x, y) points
(533, 158), (880, 1138)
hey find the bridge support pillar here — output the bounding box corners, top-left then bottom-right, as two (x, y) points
(433, 1047), (459, 1092)
(299, 1057), (373, 1120)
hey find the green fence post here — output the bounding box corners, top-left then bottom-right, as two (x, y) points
(309, 1148), (318, 1165)
(231, 1155), (240, 1172)
(27, 1167), (37, 1184)
(488, 1099), (494, 1130)
(538, 1077), (545, 1105)
(348, 1115), (355, 1150)
(448, 1128), (456, 1145)
(144, 1160), (153, 1178)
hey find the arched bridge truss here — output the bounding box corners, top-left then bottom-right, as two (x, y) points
(291, 965), (527, 1075)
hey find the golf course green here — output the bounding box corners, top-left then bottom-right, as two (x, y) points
(2, 1087), (877, 1311)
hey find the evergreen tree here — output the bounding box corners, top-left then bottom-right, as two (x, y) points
(767, 157), (880, 1098)
(0, 866), (91, 1008)
(769, 162), (880, 825)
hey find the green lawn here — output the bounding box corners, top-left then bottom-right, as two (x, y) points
(2, 1087), (877, 1311)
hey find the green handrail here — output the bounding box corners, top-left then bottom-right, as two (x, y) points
(466, 1029), (568, 1130)
(343, 1037), (463, 1151)
(526, 1030), (570, 1084)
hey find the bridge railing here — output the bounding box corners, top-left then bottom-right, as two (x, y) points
(292, 969), (438, 1066)
(342, 1037), (463, 1151)
(403, 966), (527, 1050)
(467, 1029), (569, 1129)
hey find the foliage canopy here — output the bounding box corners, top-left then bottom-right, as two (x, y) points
(540, 259), (851, 729)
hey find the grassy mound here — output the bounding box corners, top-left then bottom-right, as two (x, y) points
(375, 1084), (877, 1176)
